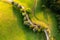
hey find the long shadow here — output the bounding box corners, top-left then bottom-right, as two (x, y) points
(12, 6), (46, 40)
(12, 6), (32, 32)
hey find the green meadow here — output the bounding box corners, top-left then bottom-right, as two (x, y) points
(0, 0), (60, 40)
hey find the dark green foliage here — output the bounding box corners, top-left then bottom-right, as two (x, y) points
(45, 0), (60, 14)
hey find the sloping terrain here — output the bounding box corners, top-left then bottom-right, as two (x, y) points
(0, 0), (60, 40)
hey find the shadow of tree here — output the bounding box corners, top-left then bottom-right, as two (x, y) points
(12, 6), (46, 40)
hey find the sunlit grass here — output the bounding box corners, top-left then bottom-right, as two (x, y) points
(0, 1), (26, 40)
(0, 0), (59, 40)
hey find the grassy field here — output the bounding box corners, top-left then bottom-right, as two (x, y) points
(0, 0), (60, 40)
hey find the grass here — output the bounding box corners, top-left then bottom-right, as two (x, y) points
(0, 0), (60, 40)
(0, 1), (46, 40)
